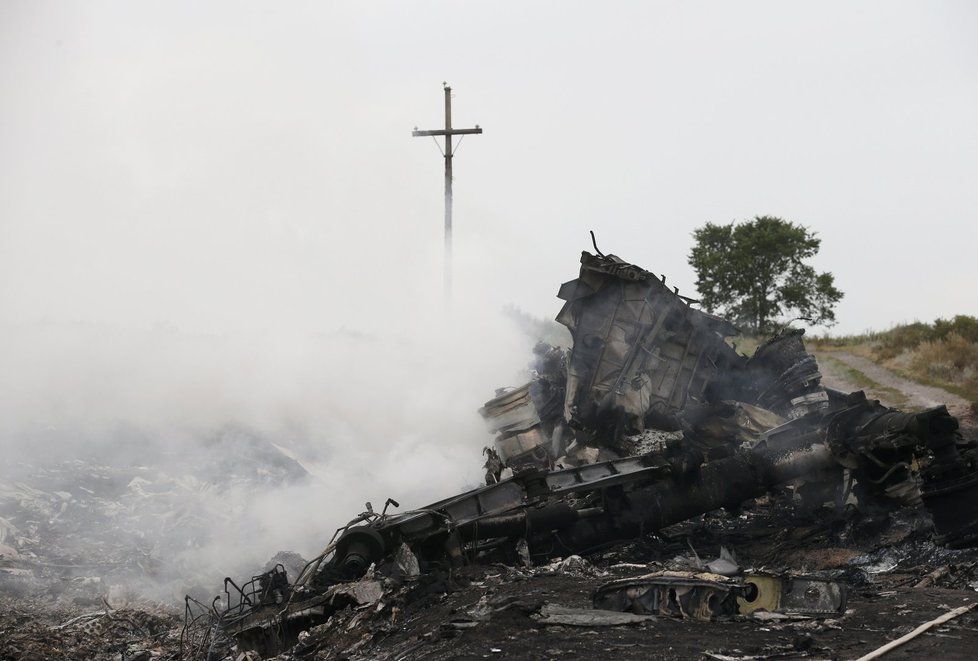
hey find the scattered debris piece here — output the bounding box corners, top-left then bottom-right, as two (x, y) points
(704, 546), (741, 576)
(533, 603), (655, 627)
(854, 600), (978, 660)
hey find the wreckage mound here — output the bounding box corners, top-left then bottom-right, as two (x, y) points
(177, 249), (978, 660)
(174, 500), (978, 660)
(7, 247), (978, 660)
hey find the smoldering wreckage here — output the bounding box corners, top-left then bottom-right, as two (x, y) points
(4, 248), (978, 660)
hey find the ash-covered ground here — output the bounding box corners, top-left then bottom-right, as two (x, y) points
(0, 427), (308, 603)
(0, 428), (312, 659)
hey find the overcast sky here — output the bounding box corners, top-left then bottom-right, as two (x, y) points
(2, 1), (976, 337)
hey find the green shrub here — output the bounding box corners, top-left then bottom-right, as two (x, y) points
(872, 316), (978, 361)
(933, 315), (978, 344)
(875, 322), (937, 360)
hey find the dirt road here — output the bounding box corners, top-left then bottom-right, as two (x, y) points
(814, 349), (970, 413)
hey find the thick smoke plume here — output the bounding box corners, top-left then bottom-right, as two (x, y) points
(0, 296), (535, 601)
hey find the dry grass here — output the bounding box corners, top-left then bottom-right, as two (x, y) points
(902, 334), (978, 397)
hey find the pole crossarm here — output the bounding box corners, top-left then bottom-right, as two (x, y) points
(412, 127), (483, 137)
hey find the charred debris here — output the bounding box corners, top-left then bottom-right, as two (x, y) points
(183, 249), (978, 660)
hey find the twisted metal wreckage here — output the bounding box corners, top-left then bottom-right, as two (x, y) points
(182, 247), (978, 658)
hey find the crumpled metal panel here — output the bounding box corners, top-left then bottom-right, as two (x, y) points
(593, 571), (846, 620)
(592, 571), (741, 620)
(556, 251), (740, 436)
(479, 384), (550, 466)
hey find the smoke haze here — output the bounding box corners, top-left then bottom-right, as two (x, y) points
(2, 0), (977, 599)
(0, 300), (535, 598)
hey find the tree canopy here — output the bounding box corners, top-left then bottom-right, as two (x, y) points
(688, 216), (843, 334)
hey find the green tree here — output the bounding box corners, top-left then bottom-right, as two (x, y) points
(688, 216), (843, 334)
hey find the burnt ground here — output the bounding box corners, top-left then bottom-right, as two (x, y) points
(277, 500), (978, 661)
(6, 497), (978, 660)
(5, 577), (978, 660)
(326, 571), (978, 661)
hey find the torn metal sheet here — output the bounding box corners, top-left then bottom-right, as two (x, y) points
(736, 573), (847, 615)
(326, 579), (384, 607)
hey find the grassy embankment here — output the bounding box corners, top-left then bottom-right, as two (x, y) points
(808, 315), (978, 407)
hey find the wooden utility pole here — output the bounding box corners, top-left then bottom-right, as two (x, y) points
(412, 84), (482, 300)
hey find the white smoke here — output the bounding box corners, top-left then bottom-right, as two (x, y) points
(0, 294), (537, 600)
